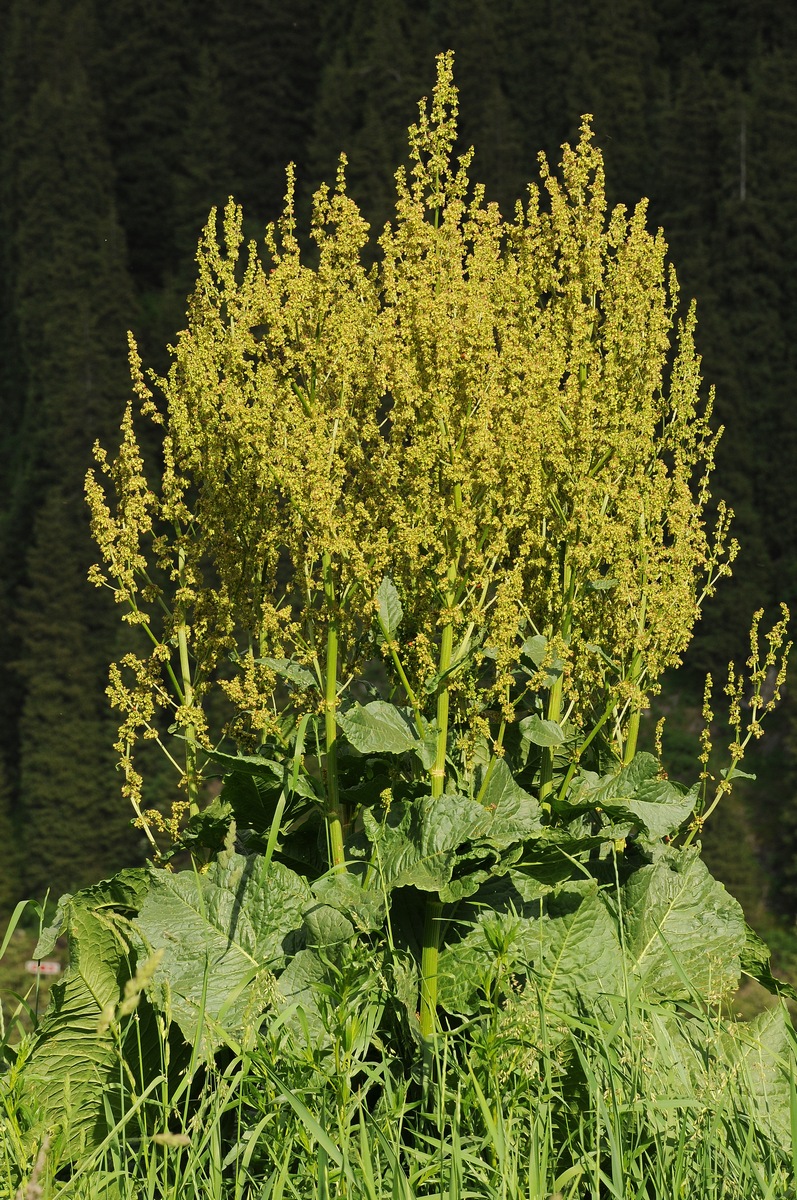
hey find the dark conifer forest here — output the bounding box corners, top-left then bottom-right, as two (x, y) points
(1, 0), (797, 934)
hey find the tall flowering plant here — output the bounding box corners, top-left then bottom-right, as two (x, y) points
(86, 54), (787, 1038)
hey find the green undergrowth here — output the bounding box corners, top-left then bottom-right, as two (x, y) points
(3, 52), (797, 1199)
(2, 826), (797, 1199)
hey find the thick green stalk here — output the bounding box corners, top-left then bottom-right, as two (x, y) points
(176, 545), (199, 817)
(557, 698), (614, 804)
(419, 898), (444, 1039)
(539, 553), (572, 805)
(623, 539), (649, 765)
(622, 653), (643, 765)
(322, 552), (345, 868)
(419, 592), (456, 1040)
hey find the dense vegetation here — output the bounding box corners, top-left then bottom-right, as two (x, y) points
(1, 49), (796, 1198)
(1, 1), (797, 932)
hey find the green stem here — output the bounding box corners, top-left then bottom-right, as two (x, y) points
(419, 899), (444, 1038)
(557, 698), (614, 804)
(475, 717), (506, 806)
(539, 553), (573, 806)
(623, 527), (649, 765)
(176, 545), (199, 817)
(322, 552), (345, 869)
(623, 657), (643, 766)
(538, 673), (563, 806)
(419, 581), (456, 1041)
(377, 616), (425, 737)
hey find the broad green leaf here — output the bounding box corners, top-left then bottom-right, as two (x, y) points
(415, 723), (439, 770)
(438, 912), (527, 1014)
(516, 638), (547, 667)
(136, 854), (310, 1053)
(437, 931), (501, 1014)
(585, 577), (618, 591)
(390, 951), (420, 1039)
(256, 656), (317, 690)
(34, 869), (149, 958)
(526, 881), (623, 1013)
(601, 756), (656, 801)
(478, 759), (542, 848)
(439, 882), (623, 1016)
(376, 576), (403, 639)
(303, 903), (355, 949)
(313, 871), (386, 932)
(602, 779), (698, 841)
(623, 848), (745, 1003)
(722, 1005), (794, 1151)
(202, 746), (284, 779)
(740, 923), (797, 1001)
(337, 701), (419, 755)
(722, 765), (756, 782)
(274, 948), (328, 1041)
(24, 904), (135, 1154)
(459, 865), (560, 917)
(161, 798), (234, 861)
(34, 891), (72, 959)
(519, 715), (568, 747)
(363, 795), (488, 892)
(570, 752), (659, 809)
(438, 867), (494, 904)
(220, 771), (283, 831)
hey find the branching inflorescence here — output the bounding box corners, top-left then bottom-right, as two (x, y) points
(86, 52), (787, 1036)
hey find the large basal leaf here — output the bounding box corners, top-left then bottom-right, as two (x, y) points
(602, 779), (698, 841)
(728, 1005), (794, 1150)
(23, 903), (136, 1154)
(34, 868), (150, 958)
(135, 852), (310, 1053)
(363, 795), (488, 892)
(740, 923), (797, 1001)
(273, 948), (329, 1043)
(312, 870), (386, 932)
(526, 881), (624, 1013)
(337, 701), (420, 755)
(623, 848), (745, 1003)
(439, 881), (623, 1016)
(477, 758), (542, 848)
(438, 911), (528, 1014)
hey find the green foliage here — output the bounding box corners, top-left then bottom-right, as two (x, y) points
(0, 0), (139, 898)
(2, 39), (797, 1199)
(2, 846), (796, 1194)
(136, 851), (308, 1053)
(3, 0), (797, 931)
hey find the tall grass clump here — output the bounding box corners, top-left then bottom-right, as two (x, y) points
(1, 51), (794, 1198)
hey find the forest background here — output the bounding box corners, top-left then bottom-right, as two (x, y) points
(1, 0), (797, 952)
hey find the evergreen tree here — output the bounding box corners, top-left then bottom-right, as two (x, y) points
(0, 0), (45, 784)
(308, 0), (432, 234)
(203, 0), (322, 227)
(429, 0), (526, 213)
(5, 0), (139, 896)
(158, 43), (239, 333)
(93, 0), (193, 294)
(0, 756), (21, 915)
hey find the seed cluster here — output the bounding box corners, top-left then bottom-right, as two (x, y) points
(86, 52), (734, 815)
